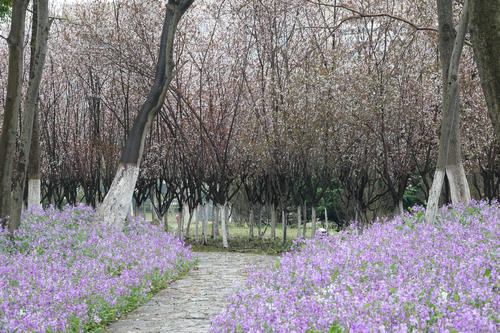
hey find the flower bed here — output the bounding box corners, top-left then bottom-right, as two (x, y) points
(212, 201), (499, 332)
(0, 204), (194, 332)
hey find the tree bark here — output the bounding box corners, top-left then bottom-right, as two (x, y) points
(0, 0), (29, 228)
(270, 202), (276, 239)
(248, 205), (254, 241)
(221, 202), (229, 249)
(93, 0), (194, 227)
(10, 0), (50, 232)
(324, 206), (328, 232)
(203, 203), (208, 244)
(177, 203), (184, 240)
(213, 204), (219, 240)
(311, 206), (317, 237)
(282, 209), (287, 246)
(258, 204), (263, 239)
(27, 80), (41, 209)
(184, 204), (193, 238)
(469, 0), (500, 142)
(163, 213), (169, 232)
(302, 201), (307, 238)
(194, 206), (199, 243)
(297, 205), (302, 238)
(426, 0), (471, 222)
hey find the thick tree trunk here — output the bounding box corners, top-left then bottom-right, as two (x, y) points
(426, 0), (471, 222)
(297, 206), (302, 238)
(248, 205), (254, 241)
(27, 93), (41, 209)
(10, 0), (50, 232)
(163, 213), (169, 232)
(393, 198), (404, 216)
(0, 0), (29, 228)
(221, 203), (229, 249)
(93, 0), (194, 227)
(470, 0), (500, 142)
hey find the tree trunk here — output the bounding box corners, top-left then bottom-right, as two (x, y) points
(311, 206), (317, 237)
(0, 0), (29, 229)
(221, 202), (229, 249)
(163, 213), (169, 232)
(258, 204), (263, 239)
(297, 205), (302, 238)
(270, 202), (276, 239)
(302, 201), (307, 238)
(185, 205), (192, 238)
(393, 199), (404, 216)
(249, 205), (254, 241)
(470, 0), (500, 142)
(426, 0), (471, 223)
(324, 206), (328, 232)
(194, 206), (199, 243)
(177, 203), (184, 240)
(10, 0), (50, 231)
(213, 204), (219, 240)
(282, 209), (287, 246)
(27, 100), (41, 209)
(93, 0), (194, 227)
(151, 196), (159, 223)
(203, 203), (208, 244)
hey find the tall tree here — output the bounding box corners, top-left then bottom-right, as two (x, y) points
(10, 0), (50, 231)
(0, 0), (29, 229)
(426, 0), (471, 222)
(469, 0), (500, 142)
(94, 0), (194, 227)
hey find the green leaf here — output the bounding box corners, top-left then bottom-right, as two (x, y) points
(346, 285), (353, 294)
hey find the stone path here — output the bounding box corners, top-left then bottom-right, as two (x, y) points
(107, 252), (277, 333)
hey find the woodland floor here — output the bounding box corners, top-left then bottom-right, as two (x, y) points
(106, 252), (277, 333)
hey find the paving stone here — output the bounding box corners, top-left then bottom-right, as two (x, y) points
(107, 252), (277, 333)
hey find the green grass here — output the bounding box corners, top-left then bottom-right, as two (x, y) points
(140, 211), (329, 255)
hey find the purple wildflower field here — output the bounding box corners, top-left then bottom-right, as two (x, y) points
(212, 201), (499, 332)
(0, 204), (194, 332)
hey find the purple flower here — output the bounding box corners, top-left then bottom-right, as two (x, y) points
(0, 204), (194, 332)
(211, 200), (500, 333)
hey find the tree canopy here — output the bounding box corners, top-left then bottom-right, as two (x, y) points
(0, 0), (12, 19)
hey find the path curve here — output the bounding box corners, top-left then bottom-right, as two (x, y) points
(107, 252), (277, 333)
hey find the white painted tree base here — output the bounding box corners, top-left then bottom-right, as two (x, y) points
(27, 178), (41, 208)
(446, 164), (471, 203)
(94, 164), (139, 227)
(426, 169), (445, 223)
(221, 204), (229, 249)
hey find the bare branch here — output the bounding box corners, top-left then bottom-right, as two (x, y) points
(304, 0), (438, 33)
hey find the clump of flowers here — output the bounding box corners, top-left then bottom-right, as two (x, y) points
(0, 204), (194, 332)
(212, 201), (499, 332)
